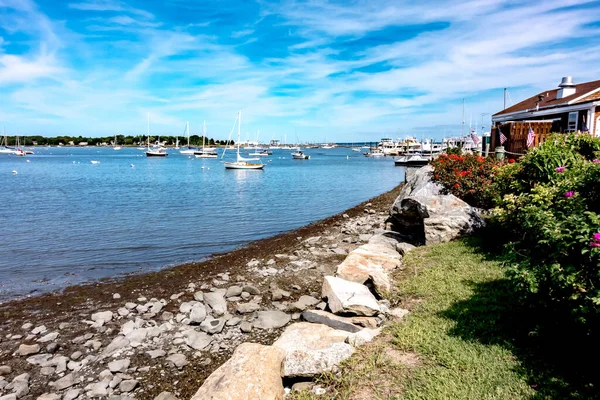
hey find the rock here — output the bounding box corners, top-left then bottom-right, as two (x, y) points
(0, 366), (12, 375)
(291, 381), (313, 392)
(119, 380), (138, 393)
(388, 307), (410, 320)
(63, 389), (81, 400)
(146, 349), (166, 359)
(226, 285), (243, 298)
(246, 259), (261, 268)
(389, 165), (484, 244)
(31, 325), (47, 335)
(191, 343), (285, 400)
(36, 394), (60, 400)
(39, 367), (55, 376)
(189, 304), (207, 324)
(154, 393), (178, 400)
(108, 359), (130, 373)
(203, 290), (227, 316)
(126, 328), (147, 347)
(26, 354), (51, 365)
(18, 344), (40, 356)
(242, 285), (260, 295)
(185, 330), (213, 350)
(102, 336), (130, 356)
(240, 321), (253, 333)
(253, 311), (291, 330)
(53, 373), (76, 391)
(150, 302), (163, 314)
(199, 317), (225, 335)
(193, 291), (204, 302)
(165, 354), (188, 369)
(91, 311), (113, 324)
(226, 317), (241, 326)
(273, 322), (354, 377)
(345, 327), (382, 347)
(289, 296), (320, 312)
(113, 293), (121, 299)
(235, 302), (260, 314)
(322, 276), (380, 316)
(301, 310), (362, 333)
(46, 343), (59, 353)
(396, 242), (416, 255)
(0, 395), (16, 400)
(161, 311), (174, 321)
(271, 289), (290, 301)
(117, 308), (129, 317)
(89, 381), (108, 397)
(70, 351), (82, 361)
(38, 332), (59, 343)
(124, 302), (137, 310)
(336, 238), (402, 295)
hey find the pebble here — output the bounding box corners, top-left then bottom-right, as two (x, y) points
(166, 354), (188, 369)
(70, 351), (82, 361)
(117, 308), (130, 317)
(119, 380), (138, 393)
(161, 311), (174, 321)
(113, 293), (121, 299)
(40, 367), (55, 376)
(146, 350), (166, 359)
(53, 373), (77, 390)
(193, 291), (204, 302)
(0, 366), (11, 375)
(154, 392), (179, 400)
(241, 285), (260, 295)
(124, 302), (137, 310)
(36, 393), (61, 400)
(18, 344), (40, 356)
(63, 389), (81, 400)
(46, 343), (59, 353)
(31, 325), (47, 335)
(108, 359), (130, 373)
(225, 286), (242, 298)
(225, 317), (241, 326)
(239, 321), (253, 333)
(21, 323), (33, 330)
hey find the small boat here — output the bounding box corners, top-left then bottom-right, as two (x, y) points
(113, 133), (121, 150)
(351, 147), (361, 152)
(364, 149), (385, 157)
(249, 149), (270, 157)
(145, 114), (168, 157)
(394, 153), (431, 167)
(194, 121), (218, 158)
(180, 121), (198, 154)
(223, 111), (264, 170)
(291, 151), (310, 160)
(91, 160), (100, 164)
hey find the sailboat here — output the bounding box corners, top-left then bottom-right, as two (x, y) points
(0, 127), (16, 154)
(195, 120), (218, 158)
(180, 121), (197, 155)
(14, 135), (26, 156)
(113, 133), (122, 150)
(145, 113), (168, 157)
(222, 111), (264, 170)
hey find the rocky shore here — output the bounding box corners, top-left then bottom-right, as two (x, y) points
(0, 183), (403, 400)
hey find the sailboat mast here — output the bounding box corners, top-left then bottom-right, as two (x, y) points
(147, 112), (150, 149)
(203, 120), (206, 151)
(186, 121), (190, 148)
(237, 110), (242, 156)
(461, 99), (465, 137)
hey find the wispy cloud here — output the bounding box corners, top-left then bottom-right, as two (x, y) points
(231, 28), (254, 38)
(68, 0), (154, 20)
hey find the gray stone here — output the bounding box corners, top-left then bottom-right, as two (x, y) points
(225, 285), (242, 298)
(203, 290), (227, 316)
(102, 336), (130, 356)
(36, 394), (60, 400)
(108, 359), (130, 373)
(271, 288), (290, 301)
(165, 354), (188, 369)
(53, 373), (76, 391)
(193, 291), (204, 302)
(345, 327), (382, 347)
(242, 285), (260, 295)
(235, 302), (260, 314)
(113, 293), (121, 299)
(40, 367), (55, 376)
(189, 304), (207, 324)
(38, 332), (59, 343)
(89, 381), (108, 397)
(322, 276), (380, 316)
(184, 330), (213, 350)
(396, 242), (417, 255)
(273, 322), (354, 378)
(161, 311), (174, 321)
(388, 307), (410, 320)
(18, 344), (40, 356)
(0, 394), (16, 400)
(46, 343), (59, 353)
(125, 328), (147, 347)
(240, 321), (253, 333)
(26, 354), (51, 365)
(31, 325), (47, 335)
(246, 259), (261, 268)
(292, 381), (314, 392)
(149, 302), (163, 314)
(253, 311), (291, 330)
(146, 349), (166, 359)
(226, 317), (241, 326)
(118, 380), (138, 393)
(91, 311), (113, 324)
(63, 389), (81, 400)
(199, 317), (225, 335)
(301, 310), (362, 333)
(124, 302), (137, 310)
(70, 351), (82, 361)
(0, 366), (11, 375)
(154, 392), (178, 400)
(289, 295), (320, 312)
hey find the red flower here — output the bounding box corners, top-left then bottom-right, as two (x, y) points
(508, 158), (515, 163)
(454, 183), (460, 188)
(434, 174), (440, 179)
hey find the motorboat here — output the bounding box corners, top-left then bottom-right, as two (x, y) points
(249, 149), (270, 157)
(291, 151), (310, 160)
(364, 149), (385, 157)
(394, 153), (431, 167)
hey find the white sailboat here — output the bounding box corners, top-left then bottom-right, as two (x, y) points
(0, 127), (16, 154)
(180, 121), (196, 155)
(145, 113), (168, 157)
(113, 133), (122, 150)
(195, 120), (218, 158)
(222, 111), (264, 170)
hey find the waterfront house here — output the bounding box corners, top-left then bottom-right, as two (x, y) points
(490, 76), (600, 154)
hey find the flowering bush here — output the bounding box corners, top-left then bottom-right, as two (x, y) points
(491, 133), (600, 328)
(430, 153), (502, 209)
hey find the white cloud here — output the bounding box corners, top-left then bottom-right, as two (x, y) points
(231, 29), (254, 38)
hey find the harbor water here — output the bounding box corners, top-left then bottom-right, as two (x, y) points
(0, 147), (404, 301)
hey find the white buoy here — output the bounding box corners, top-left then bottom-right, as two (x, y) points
(26, 160), (30, 163)
(346, 155), (349, 160)
(201, 166), (205, 169)
(130, 164), (134, 168)
(12, 170), (17, 174)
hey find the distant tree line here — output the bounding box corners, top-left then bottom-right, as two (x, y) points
(1, 135), (233, 146)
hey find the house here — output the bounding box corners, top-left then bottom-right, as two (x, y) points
(493, 76), (600, 135)
(489, 77), (600, 155)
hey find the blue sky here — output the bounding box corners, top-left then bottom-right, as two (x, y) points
(1, 0), (600, 142)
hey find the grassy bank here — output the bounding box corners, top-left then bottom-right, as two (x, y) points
(293, 238), (596, 399)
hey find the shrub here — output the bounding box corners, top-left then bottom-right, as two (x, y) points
(491, 133), (600, 329)
(430, 153), (501, 209)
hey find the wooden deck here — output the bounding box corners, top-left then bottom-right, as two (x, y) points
(490, 121), (553, 158)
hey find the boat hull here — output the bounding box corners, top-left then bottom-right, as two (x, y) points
(224, 162), (264, 170)
(194, 154), (218, 158)
(146, 151), (168, 157)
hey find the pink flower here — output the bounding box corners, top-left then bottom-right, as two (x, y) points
(591, 242), (600, 248)
(594, 233), (600, 242)
(564, 191), (575, 198)
(593, 159), (600, 164)
(555, 166), (566, 172)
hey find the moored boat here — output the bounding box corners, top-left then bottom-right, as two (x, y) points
(223, 111), (264, 170)
(145, 114), (168, 157)
(291, 151), (310, 160)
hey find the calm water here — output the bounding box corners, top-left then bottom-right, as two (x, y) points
(0, 146), (404, 301)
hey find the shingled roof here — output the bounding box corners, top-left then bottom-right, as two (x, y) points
(494, 78), (600, 116)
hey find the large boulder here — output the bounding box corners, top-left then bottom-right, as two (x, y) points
(273, 322), (354, 378)
(336, 232), (403, 295)
(190, 343), (285, 400)
(322, 276), (380, 316)
(389, 165), (484, 245)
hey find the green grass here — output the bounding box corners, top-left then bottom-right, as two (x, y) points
(290, 238), (596, 399)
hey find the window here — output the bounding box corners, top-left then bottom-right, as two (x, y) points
(568, 112), (578, 132)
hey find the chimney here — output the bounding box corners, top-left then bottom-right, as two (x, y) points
(557, 76), (576, 99)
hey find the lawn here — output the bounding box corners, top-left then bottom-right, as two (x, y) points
(291, 238), (596, 399)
